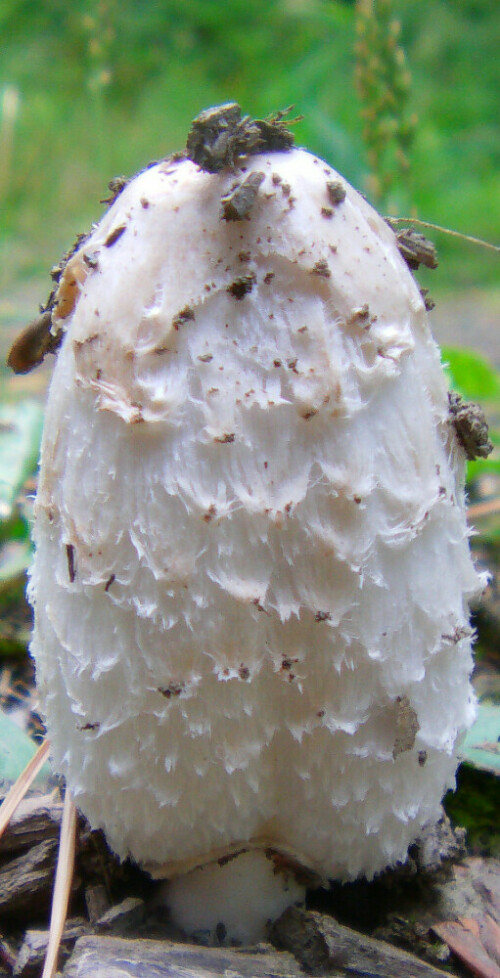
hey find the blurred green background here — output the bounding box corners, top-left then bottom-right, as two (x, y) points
(1, 0), (498, 332)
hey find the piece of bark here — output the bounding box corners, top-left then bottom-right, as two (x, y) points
(433, 857), (500, 922)
(84, 884), (110, 925)
(429, 857), (500, 978)
(412, 810), (466, 873)
(0, 936), (17, 973)
(270, 906), (452, 978)
(0, 795), (63, 855)
(14, 919), (91, 977)
(0, 839), (57, 916)
(62, 935), (304, 978)
(95, 897), (146, 935)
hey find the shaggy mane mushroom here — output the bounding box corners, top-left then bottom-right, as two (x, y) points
(13, 104), (490, 944)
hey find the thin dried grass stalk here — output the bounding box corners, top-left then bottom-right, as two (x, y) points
(0, 738), (50, 840)
(41, 789), (77, 978)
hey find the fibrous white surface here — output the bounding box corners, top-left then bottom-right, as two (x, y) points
(30, 148), (482, 887)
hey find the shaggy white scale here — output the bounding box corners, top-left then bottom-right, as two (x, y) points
(28, 108), (484, 941)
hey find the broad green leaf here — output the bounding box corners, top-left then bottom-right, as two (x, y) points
(442, 347), (500, 402)
(467, 457), (500, 482)
(0, 400), (43, 523)
(461, 702), (500, 776)
(0, 710), (50, 786)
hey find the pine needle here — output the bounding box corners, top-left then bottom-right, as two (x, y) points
(386, 217), (500, 254)
(0, 738), (50, 840)
(42, 789), (78, 978)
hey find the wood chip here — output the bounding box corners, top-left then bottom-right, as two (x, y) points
(95, 897), (146, 935)
(0, 794), (63, 855)
(61, 934), (303, 977)
(14, 919), (90, 978)
(270, 906), (452, 978)
(0, 838), (57, 915)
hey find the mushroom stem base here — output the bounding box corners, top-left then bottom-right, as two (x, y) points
(163, 849), (306, 945)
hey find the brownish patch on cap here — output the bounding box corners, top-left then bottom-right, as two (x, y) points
(54, 253), (89, 321)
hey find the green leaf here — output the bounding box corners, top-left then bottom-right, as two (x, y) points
(467, 457), (500, 482)
(0, 710), (50, 786)
(0, 400), (43, 523)
(461, 702), (500, 776)
(442, 347), (500, 402)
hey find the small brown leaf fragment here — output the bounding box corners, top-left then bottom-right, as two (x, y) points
(100, 176), (129, 206)
(326, 180), (346, 205)
(315, 611), (331, 622)
(221, 171), (265, 221)
(227, 273), (256, 299)
(104, 224), (127, 248)
(264, 271), (275, 285)
(448, 391), (493, 461)
(432, 917), (500, 978)
(7, 311), (56, 374)
(321, 207), (334, 219)
(393, 695), (420, 758)
(395, 228), (438, 270)
(420, 288), (435, 311)
(173, 306), (195, 329)
(311, 259), (331, 278)
(66, 544), (76, 584)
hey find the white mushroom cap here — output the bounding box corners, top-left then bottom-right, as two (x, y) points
(29, 139), (482, 900)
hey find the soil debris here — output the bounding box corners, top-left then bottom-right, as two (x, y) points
(393, 226), (438, 270)
(449, 391), (493, 460)
(221, 171), (265, 221)
(186, 103), (297, 173)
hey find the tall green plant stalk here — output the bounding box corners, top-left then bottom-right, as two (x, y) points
(0, 85), (20, 203)
(81, 0), (117, 172)
(354, 0), (417, 209)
